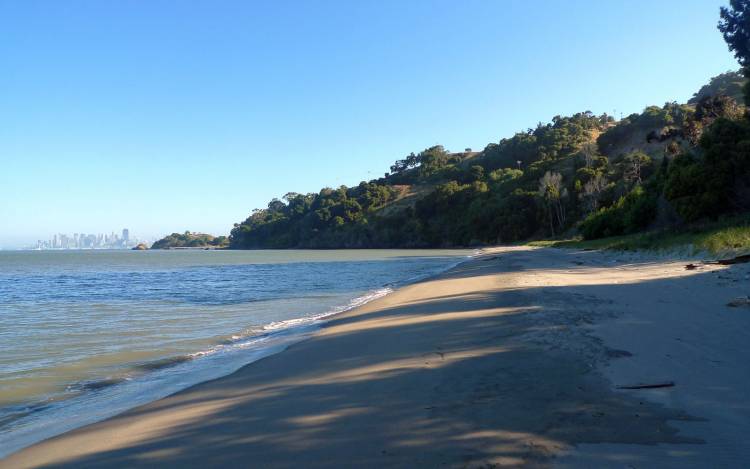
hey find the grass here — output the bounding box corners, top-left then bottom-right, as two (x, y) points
(528, 215), (750, 258)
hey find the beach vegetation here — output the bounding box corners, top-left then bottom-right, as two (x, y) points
(533, 214), (750, 256)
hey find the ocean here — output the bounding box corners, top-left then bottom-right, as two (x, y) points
(0, 248), (471, 457)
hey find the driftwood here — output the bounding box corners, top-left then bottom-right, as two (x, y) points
(616, 381), (675, 390)
(690, 254), (750, 269)
(716, 254), (750, 265)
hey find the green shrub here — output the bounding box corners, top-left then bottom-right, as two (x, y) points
(580, 186), (657, 239)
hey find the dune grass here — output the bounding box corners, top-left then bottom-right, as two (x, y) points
(529, 215), (750, 257)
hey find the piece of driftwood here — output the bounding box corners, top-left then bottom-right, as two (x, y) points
(685, 263), (697, 270)
(716, 254), (750, 265)
(616, 381), (675, 390)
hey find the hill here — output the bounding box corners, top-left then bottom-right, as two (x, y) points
(151, 231), (229, 249)
(229, 73), (749, 249)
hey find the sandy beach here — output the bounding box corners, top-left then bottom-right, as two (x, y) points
(3, 246), (749, 468)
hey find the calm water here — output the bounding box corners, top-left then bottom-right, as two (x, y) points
(0, 248), (470, 457)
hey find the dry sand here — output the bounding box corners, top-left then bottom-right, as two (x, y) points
(2, 246), (749, 468)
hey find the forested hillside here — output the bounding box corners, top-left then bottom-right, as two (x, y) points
(152, 231), (228, 249)
(229, 69), (749, 249)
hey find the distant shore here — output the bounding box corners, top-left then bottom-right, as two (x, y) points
(3, 246), (750, 468)
(156, 246), (225, 250)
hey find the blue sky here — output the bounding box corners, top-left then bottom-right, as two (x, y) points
(0, 0), (738, 247)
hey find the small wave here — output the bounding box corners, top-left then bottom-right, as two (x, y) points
(261, 287), (393, 330)
(181, 287), (394, 361)
(0, 402), (51, 428)
(133, 355), (193, 372)
(74, 377), (129, 392)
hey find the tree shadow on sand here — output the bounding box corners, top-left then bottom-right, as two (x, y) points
(24, 250), (740, 469)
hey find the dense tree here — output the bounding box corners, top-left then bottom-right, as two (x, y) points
(579, 186), (657, 239)
(719, 1), (750, 67)
(719, 1), (750, 104)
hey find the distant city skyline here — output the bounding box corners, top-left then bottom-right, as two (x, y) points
(0, 1), (738, 249)
(29, 228), (154, 251)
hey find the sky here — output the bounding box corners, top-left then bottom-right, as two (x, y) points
(0, 0), (739, 248)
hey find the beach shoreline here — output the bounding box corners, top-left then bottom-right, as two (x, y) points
(3, 246), (749, 468)
(0, 250), (473, 460)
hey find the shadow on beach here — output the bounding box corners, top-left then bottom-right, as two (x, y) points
(6, 248), (749, 468)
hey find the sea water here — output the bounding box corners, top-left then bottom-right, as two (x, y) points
(0, 248), (471, 457)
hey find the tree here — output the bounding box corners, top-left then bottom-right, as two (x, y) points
(685, 95), (744, 144)
(579, 141), (598, 168)
(720, 1), (750, 67)
(581, 173), (607, 214)
(389, 152), (419, 174)
(623, 151), (651, 185)
(469, 165), (485, 181)
(282, 192), (300, 202)
(267, 198), (286, 213)
(719, 0), (750, 104)
(689, 70), (746, 104)
(417, 145), (451, 179)
(538, 171), (567, 236)
(665, 141), (681, 159)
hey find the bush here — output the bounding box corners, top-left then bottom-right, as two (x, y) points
(580, 186), (657, 239)
(663, 154), (720, 222)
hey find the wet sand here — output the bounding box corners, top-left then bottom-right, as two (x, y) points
(3, 246), (749, 468)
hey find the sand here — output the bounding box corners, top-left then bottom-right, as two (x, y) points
(2, 246), (749, 468)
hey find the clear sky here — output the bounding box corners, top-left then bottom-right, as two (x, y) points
(0, 0), (739, 248)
